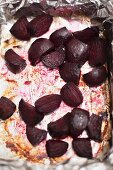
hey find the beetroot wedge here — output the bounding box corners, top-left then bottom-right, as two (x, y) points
(0, 96), (16, 120)
(70, 108), (89, 138)
(28, 38), (54, 66)
(65, 38), (88, 64)
(5, 49), (27, 74)
(46, 139), (68, 158)
(19, 99), (44, 126)
(28, 14), (53, 37)
(26, 126), (47, 146)
(48, 112), (70, 139)
(10, 16), (30, 41)
(50, 27), (72, 47)
(88, 38), (106, 67)
(60, 82), (83, 107)
(73, 26), (99, 43)
(59, 62), (81, 85)
(35, 94), (62, 115)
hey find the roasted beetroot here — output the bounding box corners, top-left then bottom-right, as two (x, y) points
(59, 62), (81, 85)
(70, 108), (89, 138)
(10, 16), (30, 41)
(28, 14), (53, 37)
(83, 66), (107, 87)
(48, 112), (70, 139)
(72, 138), (92, 159)
(88, 38), (106, 66)
(73, 26), (99, 43)
(28, 38), (54, 66)
(5, 49), (27, 74)
(87, 114), (102, 142)
(46, 139), (68, 158)
(26, 126), (47, 146)
(19, 99), (44, 126)
(0, 97), (16, 120)
(60, 82), (83, 107)
(65, 38), (88, 63)
(50, 27), (72, 47)
(35, 94), (62, 115)
(42, 50), (65, 69)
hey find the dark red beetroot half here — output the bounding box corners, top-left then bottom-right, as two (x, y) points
(88, 38), (107, 67)
(83, 66), (107, 87)
(60, 82), (83, 107)
(5, 49), (27, 74)
(19, 99), (44, 126)
(72, 138), (93, 159)
(28, 14), (53, 37)
(46, 139), (68, 158)
(59, 62), (81, 85)
(35, 94), (62, 115)
(0, 96), (16, 120)
(28, 38), (54, 66)
(48, 112), (71, 139)
(65, 38), (88, 64)
(69, 108), (89, 138)
(73, 26), (99, 43)
(50, 27), (72, 47)
(10, 16), (30, 41)
(26, 126), (47, 146)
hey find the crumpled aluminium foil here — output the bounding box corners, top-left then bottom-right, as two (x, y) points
(0, 0), (113, 170)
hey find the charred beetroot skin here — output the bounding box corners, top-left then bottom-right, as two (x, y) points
(65, 38), (88, 64)
(48, 112), (70, 139)
(19, 99), (44, 126)
(60, 82), (83, 107)
(88, 38), (106, 67)
(42, 50), (65, 69)
(46, 139), (68, 158)
(83, 66), (107, 87)
(35, 94), (62, 115)
(28, 14), (53, 37)
(87, 114), (102, 142)
(26, 126), (47, 146)
(59, 62), (81, 85)
(50, 27), (72, 47)
(73, 26), (99, 43)
(0, 97), (16, 120)
(28, 38), (54, 66)
(10, 16), (30, 41)
(5, 49), (27, 74)
(72, 138), (93, 159)
(70, 108), (89, 138)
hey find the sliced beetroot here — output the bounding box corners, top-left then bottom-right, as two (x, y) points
(10, 16), (30, 41)
(72, 138), (92, 159)
(50, 27), (72, 47)
(87, 114), (102, 142)
(42, 50), (65, 69)
(83, 66), (107, 87)
(48, 112), (70, 139)
(28, 38), (54, 66)
(35, 94), (62, 115)
(59, 62), (81, 85)
(60, 82), (83, 107)
(26, 126), (47, 146)
(5, 49), (27, 74)
(88, 38), (106, 66)
(19, 99), (44, 126)
(73, 26), (99, 43)
(0, 97), (16, 120)
(70, 108), (89, 138)
(28, 14), (53, 37)
(46, 139), (68, 158)
(65, 38), (88, 63)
